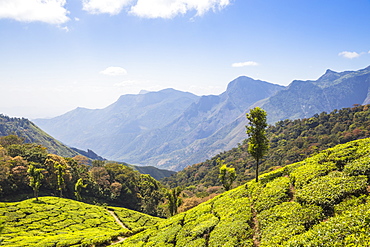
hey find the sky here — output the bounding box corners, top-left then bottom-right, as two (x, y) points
(0, 0), (370, 119)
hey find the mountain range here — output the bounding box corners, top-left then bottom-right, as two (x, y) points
(34, 66), (370, 171)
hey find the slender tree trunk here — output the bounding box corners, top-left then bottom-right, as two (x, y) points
(34, 189), (38, 201)
(255, 158), (259, 183)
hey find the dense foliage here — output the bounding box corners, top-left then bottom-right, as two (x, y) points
(0, 135), (168, 217)
(162, 104), (370, 190)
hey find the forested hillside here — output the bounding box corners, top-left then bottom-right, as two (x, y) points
(163, 104), (370, 190)
(118, 138), (370, 246)
(0, 135), (168, 217)
(0, 114), (78, 157)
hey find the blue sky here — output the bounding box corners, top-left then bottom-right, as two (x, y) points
(1, 0), (370, 119)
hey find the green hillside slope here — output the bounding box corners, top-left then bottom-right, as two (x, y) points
(163, 104), (370, 189)
(0, 114), (78, 157)
(117, 138), (370, 246)
(0, 196), (163, 246)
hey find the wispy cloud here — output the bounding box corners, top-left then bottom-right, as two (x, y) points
(0, 0), (70, 24)
(130, 0), (230, 19)
(338, 51), (361, 59)
(0, 0), (231, 24)
(82, 0), (133, 15)
(100, 67), (128, 76)
(232, 61), (259, 67)
(60, 26), (69, 32)
(82, 0), (231, 18)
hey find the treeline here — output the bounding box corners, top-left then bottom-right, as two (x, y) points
(0, 135), (167, 217)
(162, 104), (370, 190)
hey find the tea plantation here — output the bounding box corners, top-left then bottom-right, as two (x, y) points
(1, 138), (370, 246)
(116, 138), (370, 246)
(0, 197), (162, 246)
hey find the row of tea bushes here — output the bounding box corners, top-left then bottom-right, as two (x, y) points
(0, 197), (132, 246)
(117, 186), (254, 247)
(108, 206), (164, 233)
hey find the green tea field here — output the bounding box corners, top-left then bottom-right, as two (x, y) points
(0, 197), (162, 246)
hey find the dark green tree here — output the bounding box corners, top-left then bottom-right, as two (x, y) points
(246, 107), (269, 182)
(55, 162), (65, 197)
(218, 158), (236, 191)
(167, 187), (182, 216)
(74, 178), (86, 201)
(27, 163), (44, 201)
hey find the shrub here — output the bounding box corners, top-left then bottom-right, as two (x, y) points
(257, 202), (323, 246)
(248, 176), (291, 212)
(295, 171), (367, 210)
(285, 201), (370, 246)
(0, 197), (126, 246)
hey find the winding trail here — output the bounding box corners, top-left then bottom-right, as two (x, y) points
(251, 207), (260, 247)
(107, 209), (128, 245)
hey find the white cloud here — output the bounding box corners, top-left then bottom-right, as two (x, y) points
(74, 17), (80, 21)
(81, 0), (231, 18)
(60, 26), (69, 32)
(100, 67), (128, 76)
(338, 51), (361, 59)
(82, 0), (133, 15)
(0, 0), (70, 24)
(232, 61), (259, 67)
(130, 0), (230, 18)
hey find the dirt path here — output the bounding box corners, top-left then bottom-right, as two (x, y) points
(107, 209), (128, 245)
(108, 209), (128, 230)
(252, 207), (260, 247)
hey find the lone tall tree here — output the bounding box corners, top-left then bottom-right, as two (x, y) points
(27, 163), (44, 201)
(246, 107), (269, 182)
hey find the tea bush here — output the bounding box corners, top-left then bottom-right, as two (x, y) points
(248, 176), (290, 212)
(109, 206), (163, 232)
(295, 171), (367, 209)
(285, 199), (370, 246)
(257, 202), (323, 246)
(0, 197), (128, 246)
(118, 185), (253, 246)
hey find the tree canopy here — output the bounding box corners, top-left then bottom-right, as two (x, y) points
(246, 107), (269, 182)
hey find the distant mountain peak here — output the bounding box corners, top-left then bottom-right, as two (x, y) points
(139, 90), (151, 94)
(317, 69), (340, 82)
(325, 69), (337, 74)
(227, 76), (261, 89)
